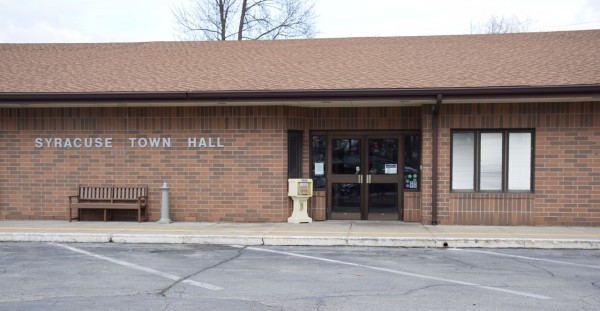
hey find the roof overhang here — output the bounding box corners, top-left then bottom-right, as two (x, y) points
(1, 85), (599, 108)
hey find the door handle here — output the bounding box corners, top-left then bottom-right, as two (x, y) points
(367, 175), (372, 184)
(358, 175), (363, 184)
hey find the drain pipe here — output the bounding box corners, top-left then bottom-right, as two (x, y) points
(431, 94), (442, 225)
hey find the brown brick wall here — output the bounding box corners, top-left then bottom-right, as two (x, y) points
(7, 102), (596, 225)
(403, 192), (421, 222)
(535, 127), (600, 225)
(0, 105), (422, 222)
(0, 106), (289, 221)
(448, 193), (534, 225)
(420, 105), (434, 224)
(430, 102), (600, 226)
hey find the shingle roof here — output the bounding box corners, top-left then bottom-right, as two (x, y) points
(0, 30), (599, 94)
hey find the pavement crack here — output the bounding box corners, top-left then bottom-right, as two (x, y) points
(206, 296), (283, 310)
(515, 258), (555, 277)
(578, 292), (600, 311)
(422, 225), (435, 238)
(3, 290), (157, 304)
(346, 222), (353, 245)
(401, 283), (456, 296)
(440, 255), (478, 269)
(315, 296), (325, 311)
(158, 246), (246, 296)
(348, 222), (353, 238)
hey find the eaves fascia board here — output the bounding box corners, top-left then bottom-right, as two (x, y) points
(0, 85), (599, 104)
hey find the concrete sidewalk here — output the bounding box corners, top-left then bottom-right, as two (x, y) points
(1, 220), (600, 249)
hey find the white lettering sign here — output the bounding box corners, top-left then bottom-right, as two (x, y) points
(34, 137), (224, 149)
(129, 137), (172, 148)
(187, 137), (224, 148)
(35, 137), (112, 148)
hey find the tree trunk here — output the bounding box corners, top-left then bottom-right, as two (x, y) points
(218, 0), (227, 40)
(237, 0), (248, 40)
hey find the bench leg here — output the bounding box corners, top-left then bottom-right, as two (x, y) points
(68, 207), (79, 222)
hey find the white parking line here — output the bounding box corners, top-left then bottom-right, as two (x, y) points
(451, 248), (600, 269)
(245, 246), (551, 300)
(51, 243), (222, 291)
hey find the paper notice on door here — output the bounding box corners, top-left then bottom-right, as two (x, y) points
(314, 162), (324, 176)
(384, 164), (397, 174)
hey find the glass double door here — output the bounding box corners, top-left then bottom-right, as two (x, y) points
(329, 134), (402, 220)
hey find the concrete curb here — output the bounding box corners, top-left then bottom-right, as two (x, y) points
(0, 233), (112, 243)
(111, 234), (266, 245)
(1, 232), (600, 249)
(424, 238), (600, 249)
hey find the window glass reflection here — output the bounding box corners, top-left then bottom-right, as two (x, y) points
(332, 139), (361, 175)
(311, 135), (326, 189)
(404, 135), (420, 190)
(368, 139), (398, 175)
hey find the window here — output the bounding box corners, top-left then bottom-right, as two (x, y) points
(451, 132), (475, 190)
(288, 131), (303, 178)
(451, 130), (533, 192)
(404, 134), (420, 190)
(310, 134), (326, 189)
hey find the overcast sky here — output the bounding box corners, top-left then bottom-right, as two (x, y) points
(1, 0), (599, 43)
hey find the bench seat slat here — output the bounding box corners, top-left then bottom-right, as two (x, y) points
(70, 203), (112, 209)
(103, 203), (140, 209)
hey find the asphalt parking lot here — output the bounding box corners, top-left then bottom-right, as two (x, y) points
(1, 243), (599, 310)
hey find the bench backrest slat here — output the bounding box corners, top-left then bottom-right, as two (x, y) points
(79, 186), (112, 200)
(113, 186), (147, 200)
(77, 185), (147, 202)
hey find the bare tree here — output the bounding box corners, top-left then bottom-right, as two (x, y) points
(172, 0), (317, 40)
(470, 15), (532, 34)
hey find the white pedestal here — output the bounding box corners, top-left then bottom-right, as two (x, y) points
(288, 197), (312, 223)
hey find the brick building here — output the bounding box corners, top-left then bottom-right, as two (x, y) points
(1, 30), (599, 225)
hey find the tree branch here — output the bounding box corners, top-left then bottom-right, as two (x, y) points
(172, 0), (315, 40)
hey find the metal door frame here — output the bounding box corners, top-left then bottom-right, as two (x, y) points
(326, 131), (404, 220)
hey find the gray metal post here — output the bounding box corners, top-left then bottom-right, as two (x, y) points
(157, 182), (172, 224)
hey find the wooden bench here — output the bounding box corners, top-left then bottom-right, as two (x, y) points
(68, 185), (148, 222)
